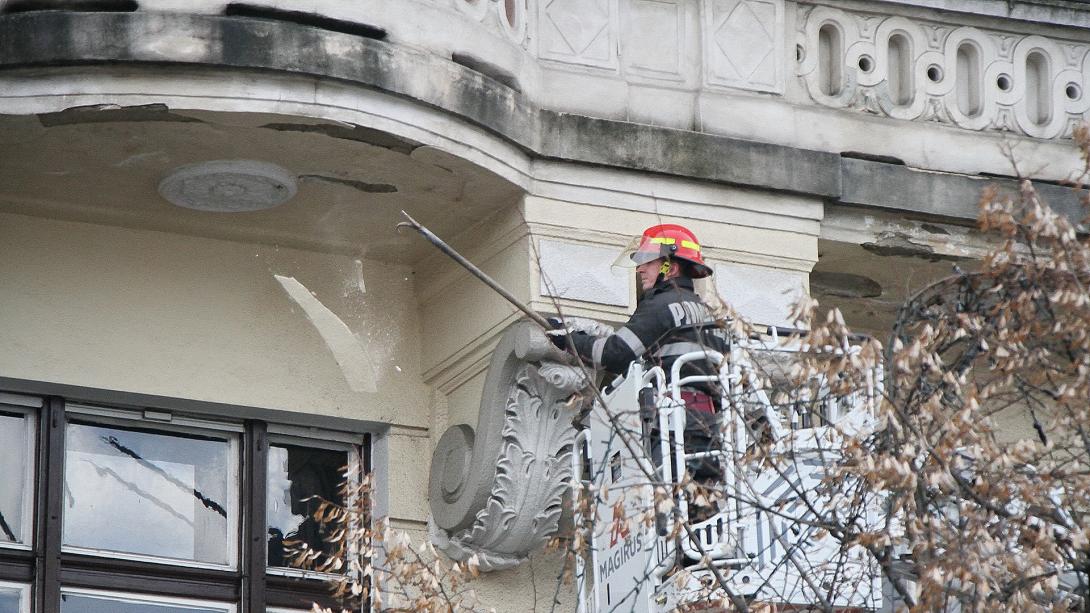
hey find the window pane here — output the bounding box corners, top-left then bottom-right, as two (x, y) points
(60, 591), (232, 613)
(266, 444), (347, 569)
(63, 421), (238, 566)
(0, 412), (31, 546)
(0, 583), (26, 613)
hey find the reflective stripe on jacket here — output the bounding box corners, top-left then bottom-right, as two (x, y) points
(569, 277), (728, 382)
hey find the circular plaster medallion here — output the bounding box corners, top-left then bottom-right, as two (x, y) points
(158, 160), (297, 212)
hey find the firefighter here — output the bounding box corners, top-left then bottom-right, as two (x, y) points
(549, 223), (727, 481)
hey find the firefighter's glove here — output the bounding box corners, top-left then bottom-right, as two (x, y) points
(545, 317), (569, 350)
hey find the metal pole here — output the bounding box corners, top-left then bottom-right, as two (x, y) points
(396, 210), (553, 330)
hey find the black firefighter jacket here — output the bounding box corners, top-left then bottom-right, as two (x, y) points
(569, 277), (728, 385)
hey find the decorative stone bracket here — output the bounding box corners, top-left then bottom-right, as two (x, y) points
(428, 321), (594, 571)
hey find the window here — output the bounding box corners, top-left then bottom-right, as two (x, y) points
(0, 396), (35, 548)
(0, 581), (29, 613)
(266, 442), (352, 572)
(0, 392), (370, 613)
(63, 418), (238, 567)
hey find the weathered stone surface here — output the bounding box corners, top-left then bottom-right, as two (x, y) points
(1, 10), (1086, 223)
(540, 113), (841, 197)
(840, 157), (1087, 223)
(0, 11), (542, 150)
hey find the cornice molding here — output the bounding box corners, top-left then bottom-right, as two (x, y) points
(0, 11), (1084, 222)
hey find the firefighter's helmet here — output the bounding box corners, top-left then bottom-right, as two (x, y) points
(617, 224), (713, 278)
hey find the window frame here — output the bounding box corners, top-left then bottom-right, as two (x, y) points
(0, 398), (38, 552)
(0, 578), (31, 613)
(59, 409), (242, 571)
(0, 391), (372, 613)
(265, 434), (362, 581)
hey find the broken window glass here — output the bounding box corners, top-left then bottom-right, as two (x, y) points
(266, 444), (347, 570)
(0, 411), (31, 546)
(62, 421), (238, 566)
(60, 590), (233, 613)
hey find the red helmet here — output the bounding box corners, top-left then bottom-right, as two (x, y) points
(620, 224), (713, 278)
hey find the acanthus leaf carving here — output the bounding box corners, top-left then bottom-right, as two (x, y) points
(428, 321), (597, 571)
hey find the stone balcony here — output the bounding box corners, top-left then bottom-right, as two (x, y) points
(3, 0), (1088, 181)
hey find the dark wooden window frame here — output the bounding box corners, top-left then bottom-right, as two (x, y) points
(0, 393), (371, 613)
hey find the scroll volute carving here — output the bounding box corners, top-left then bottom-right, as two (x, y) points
(428, 320), (592, 571)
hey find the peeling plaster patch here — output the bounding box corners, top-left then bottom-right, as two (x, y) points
(862, 233), (969, 262)
(274, 274), (377, 394)
(134, 33), (212, 62)
(2, 0), (136, 13)
(353, 259), (366, 294)
(920, 223), (951, 235)
(260, 123), (418, 155)
(810, 271), (883, 298)
(299, 174), (397, 193)
(840, 151), (905, 165)
(451, 52), (522, 92)
(38, 104), (203, 127)
(224, 4), (387, 40)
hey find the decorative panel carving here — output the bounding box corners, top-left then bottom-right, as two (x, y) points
(712, 262), (804, 327)
(704, 0), (785, 93)
(623, 0), (684, 81)
(538, 0), (619, 69)
(797, 4), (1090, 139)
(538, 239), (630, 307)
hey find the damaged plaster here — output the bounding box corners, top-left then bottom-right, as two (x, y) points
(810, 271), (883, 298)
(260, 122), (418, 155)
(299, 174), (398, 194)
(274, 274), (377, 394)
(861, 232), (971, 263)
(38, 104), (203, 127)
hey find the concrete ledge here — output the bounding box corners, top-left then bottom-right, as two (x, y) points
(841, 157), (1087, 224)
(0, 10), (1083, 221)
(0, 10), (842, 198)
(541, 114), (841, 198)
(0, 11), (543, 146)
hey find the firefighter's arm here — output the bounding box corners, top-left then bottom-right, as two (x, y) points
(568, 302), (666, 375)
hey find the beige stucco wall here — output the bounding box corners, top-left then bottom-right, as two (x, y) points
(0, 211), (430, 426)
(0, 210), (435, 526)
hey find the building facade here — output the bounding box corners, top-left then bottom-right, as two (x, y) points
(0, 0), (1087, 611)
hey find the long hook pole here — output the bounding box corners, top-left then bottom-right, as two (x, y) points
(396, 210), (552, 330)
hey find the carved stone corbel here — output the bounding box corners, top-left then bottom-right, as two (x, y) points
(428, 320), (594, 571)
